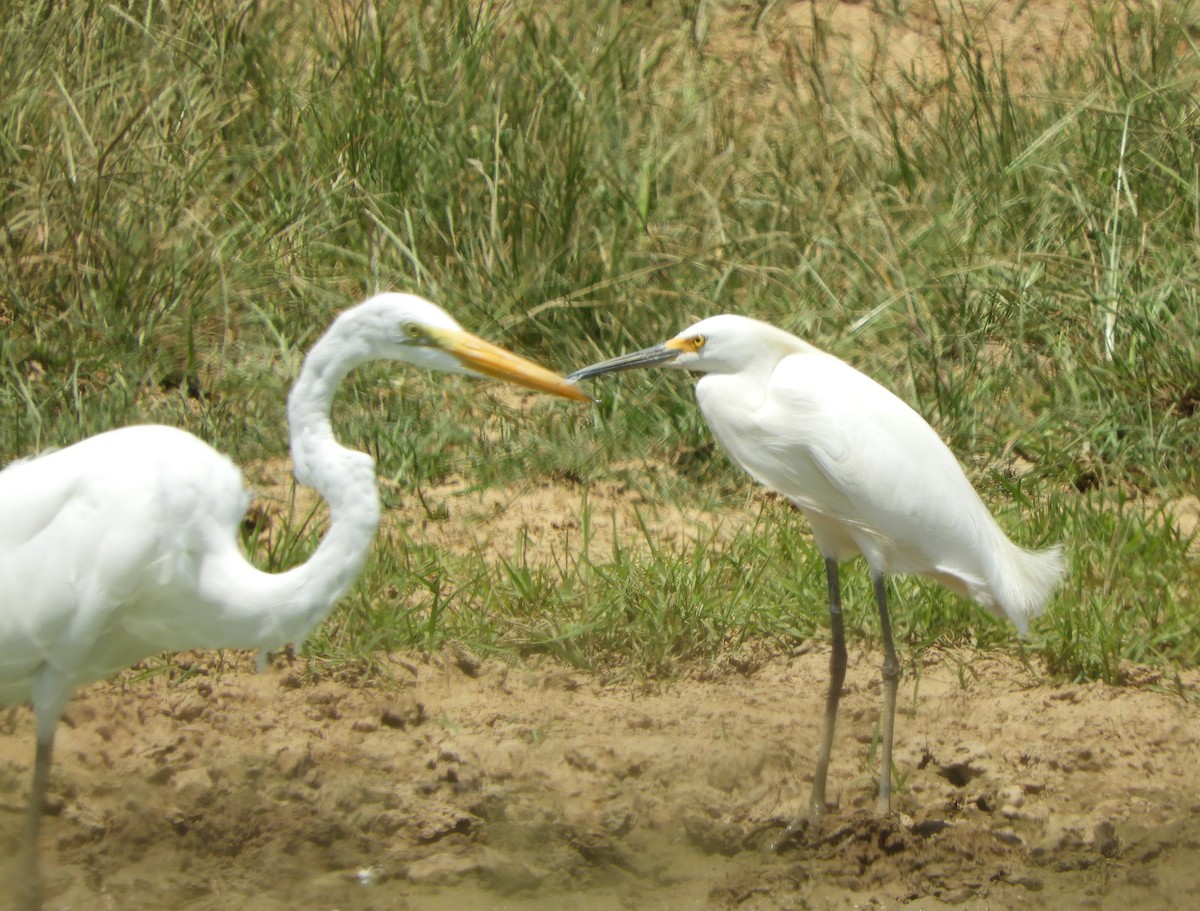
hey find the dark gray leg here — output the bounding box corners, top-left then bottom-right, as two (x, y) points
(873, 570), (900, 813)
(19, 728), (53, 911)
(775, 557), (846, 849)
(810, 557), (847, 815)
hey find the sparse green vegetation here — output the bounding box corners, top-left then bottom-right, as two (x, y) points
(2, 0), (1197, 684)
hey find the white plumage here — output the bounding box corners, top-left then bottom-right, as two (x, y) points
(0, 292), (588, 909)
(570, 313), (1065, 819)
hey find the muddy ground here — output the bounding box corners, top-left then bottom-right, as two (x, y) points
(1, 643), (1198, 911)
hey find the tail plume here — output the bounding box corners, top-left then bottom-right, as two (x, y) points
(999, 542), (1066, 634)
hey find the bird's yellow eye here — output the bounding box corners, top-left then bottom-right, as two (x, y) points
(692, 335), (706, 350)
(404, 322), (424, 340)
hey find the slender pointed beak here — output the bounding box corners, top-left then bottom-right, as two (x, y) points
(435, 328), (592, 402)
(566, 342), (680, 382)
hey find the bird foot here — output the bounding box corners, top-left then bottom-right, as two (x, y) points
(769, 801), (831, 853)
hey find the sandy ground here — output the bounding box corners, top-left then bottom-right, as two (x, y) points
(1, 646), (1198, 911)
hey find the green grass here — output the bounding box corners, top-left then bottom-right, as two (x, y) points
(2, 0), (1198, 685)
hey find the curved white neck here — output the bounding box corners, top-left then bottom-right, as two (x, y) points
(192, 327), (384, 655)
(268, 331), (381, 642)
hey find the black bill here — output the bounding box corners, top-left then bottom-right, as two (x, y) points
(566, 344), (680, 382)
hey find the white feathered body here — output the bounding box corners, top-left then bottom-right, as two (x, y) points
(691, 319), (1063, 632)
(0, 425), (304, 709)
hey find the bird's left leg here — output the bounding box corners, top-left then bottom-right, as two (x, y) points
(21, 669), (68, 911)
(19, 726), (55, 911)
(873, 570), (900, 813)
(809, 556), (846, 816)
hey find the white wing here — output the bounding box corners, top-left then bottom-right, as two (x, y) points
(696, 349), (1006, 598)
(0, 425), (249, 705)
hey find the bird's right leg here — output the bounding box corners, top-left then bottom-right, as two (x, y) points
(809, 556), (847, 815)
(774, 557), (845, 850)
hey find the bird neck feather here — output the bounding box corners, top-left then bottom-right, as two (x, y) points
(250, 318), (384, 647)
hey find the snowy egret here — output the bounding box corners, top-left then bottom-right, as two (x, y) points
(0, 292), (588, 909)
(569, 314), (1064, 819)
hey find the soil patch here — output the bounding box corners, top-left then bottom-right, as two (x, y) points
(2, 648), (1198, 910)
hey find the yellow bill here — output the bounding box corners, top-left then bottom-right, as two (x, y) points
(432, 327), (592, 402)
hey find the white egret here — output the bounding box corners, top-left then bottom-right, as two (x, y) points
(569, 314), (1064, 821)
(0, 292), (589, 909)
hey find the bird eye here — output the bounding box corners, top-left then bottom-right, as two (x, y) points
(403, 322), (424, 340)
(692, 335), (706, 350)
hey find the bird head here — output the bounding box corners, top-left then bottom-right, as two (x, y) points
(330, 293), (590, 401)
(568, 314), (794, 382)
